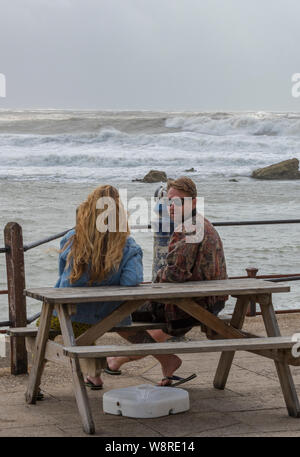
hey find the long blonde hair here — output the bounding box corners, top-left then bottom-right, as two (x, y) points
(63, 185), (130, 285)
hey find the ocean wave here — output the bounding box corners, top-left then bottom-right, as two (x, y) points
(0, 139), (291, 169)
(0, 110), (299, 181)
(0, 111), (169, 135)
(0, 125), (299, 154)
(1, 110), (300, 137)
(165, 112), (300, 137)
(0, 128), (123, 147)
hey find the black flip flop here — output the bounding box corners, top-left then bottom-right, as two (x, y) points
(104, 365), (122, 376)
(36, 389), (44, 400)
(84, 379), (103, 390)
(158, 373), (197, 387)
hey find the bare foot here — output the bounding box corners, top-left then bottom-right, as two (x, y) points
(157, 355), (182, 386)
(107, 355), (144, 371)
(106, 356), (131, 371)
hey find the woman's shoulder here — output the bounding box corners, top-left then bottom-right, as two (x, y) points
(61, 228), (75, 243)
(59, 229), (75, 254)
(123, 236), (143, 257)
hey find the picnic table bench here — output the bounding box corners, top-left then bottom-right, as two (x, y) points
(8, 278), (300, 435)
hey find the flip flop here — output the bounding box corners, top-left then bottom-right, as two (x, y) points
(36, 389), (44, 400)
(104, 365), (122, 376)
(84, 378), (103, 390)
(158, 373), (197, 387)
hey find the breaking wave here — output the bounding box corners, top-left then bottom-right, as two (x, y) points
(0, 110), (299, 182)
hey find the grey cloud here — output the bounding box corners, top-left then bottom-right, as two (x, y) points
(0, 0), (299, 110)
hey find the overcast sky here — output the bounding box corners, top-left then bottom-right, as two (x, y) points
(0, 0), (300, 111)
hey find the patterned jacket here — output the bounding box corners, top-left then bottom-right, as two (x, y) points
(155, 215), (228, 324)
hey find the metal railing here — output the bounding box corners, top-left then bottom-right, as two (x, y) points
(0, 218), (300, 374)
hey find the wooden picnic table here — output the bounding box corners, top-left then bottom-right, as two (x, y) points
(17, 278), (300, 434)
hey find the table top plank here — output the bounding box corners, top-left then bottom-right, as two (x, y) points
(24, 278), (290, 304)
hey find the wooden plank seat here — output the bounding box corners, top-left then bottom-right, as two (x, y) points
(7, 323), (172, 337)
(63, 336), (296, 358)
(7, 328), (59, 337)
(6, 315), (234, 379)
(6, 315), (233, 338)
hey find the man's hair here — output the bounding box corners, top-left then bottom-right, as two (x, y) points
(167, 176), (197, 198)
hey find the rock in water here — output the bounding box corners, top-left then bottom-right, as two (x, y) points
(251, 158), (300, 180)
(133, 170), (167, 183)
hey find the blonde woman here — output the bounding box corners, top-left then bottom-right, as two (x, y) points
(50, 184), (186, 390)
(52, 184), (143, 389)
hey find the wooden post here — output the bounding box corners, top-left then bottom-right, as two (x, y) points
(246, 268), (258, 317)
(4, 222), (28, 375)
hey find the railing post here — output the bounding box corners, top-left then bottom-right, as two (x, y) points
(4, 222), (28, 374)
(246, 267), (259, 317)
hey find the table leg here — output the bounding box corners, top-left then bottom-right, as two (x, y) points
(25, 302), (53, 404)
(213, 295), (250, 389)
(258, 294), (300, 418)
(55, 305), (95, 435)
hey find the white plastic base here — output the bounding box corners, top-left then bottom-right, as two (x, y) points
(103, 384), (189, 419)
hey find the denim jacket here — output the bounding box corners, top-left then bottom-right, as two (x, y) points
(55, 229), (143, 325)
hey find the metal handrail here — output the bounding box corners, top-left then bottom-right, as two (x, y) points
(0, 312), (42, 328)
(1, 218), (300, 254)
(212, 218), (300, 226)
(23, 228), (73, 252)
(1, 217), (300, 331)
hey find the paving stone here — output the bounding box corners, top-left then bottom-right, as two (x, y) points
(0, 424), (69, 437)
(234, 430), (300, 437)
(230, 408), (300, 433)
(188, 422), (260, 437)
(60, 418), (162, 437)
(0, 404), (58, 429)
(185, 386), (243, 400)
(190, 393), (286, 413)
(135, 411), (238, 437)
(0, 390), (27, 406)
(1, 312), (300, 437)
